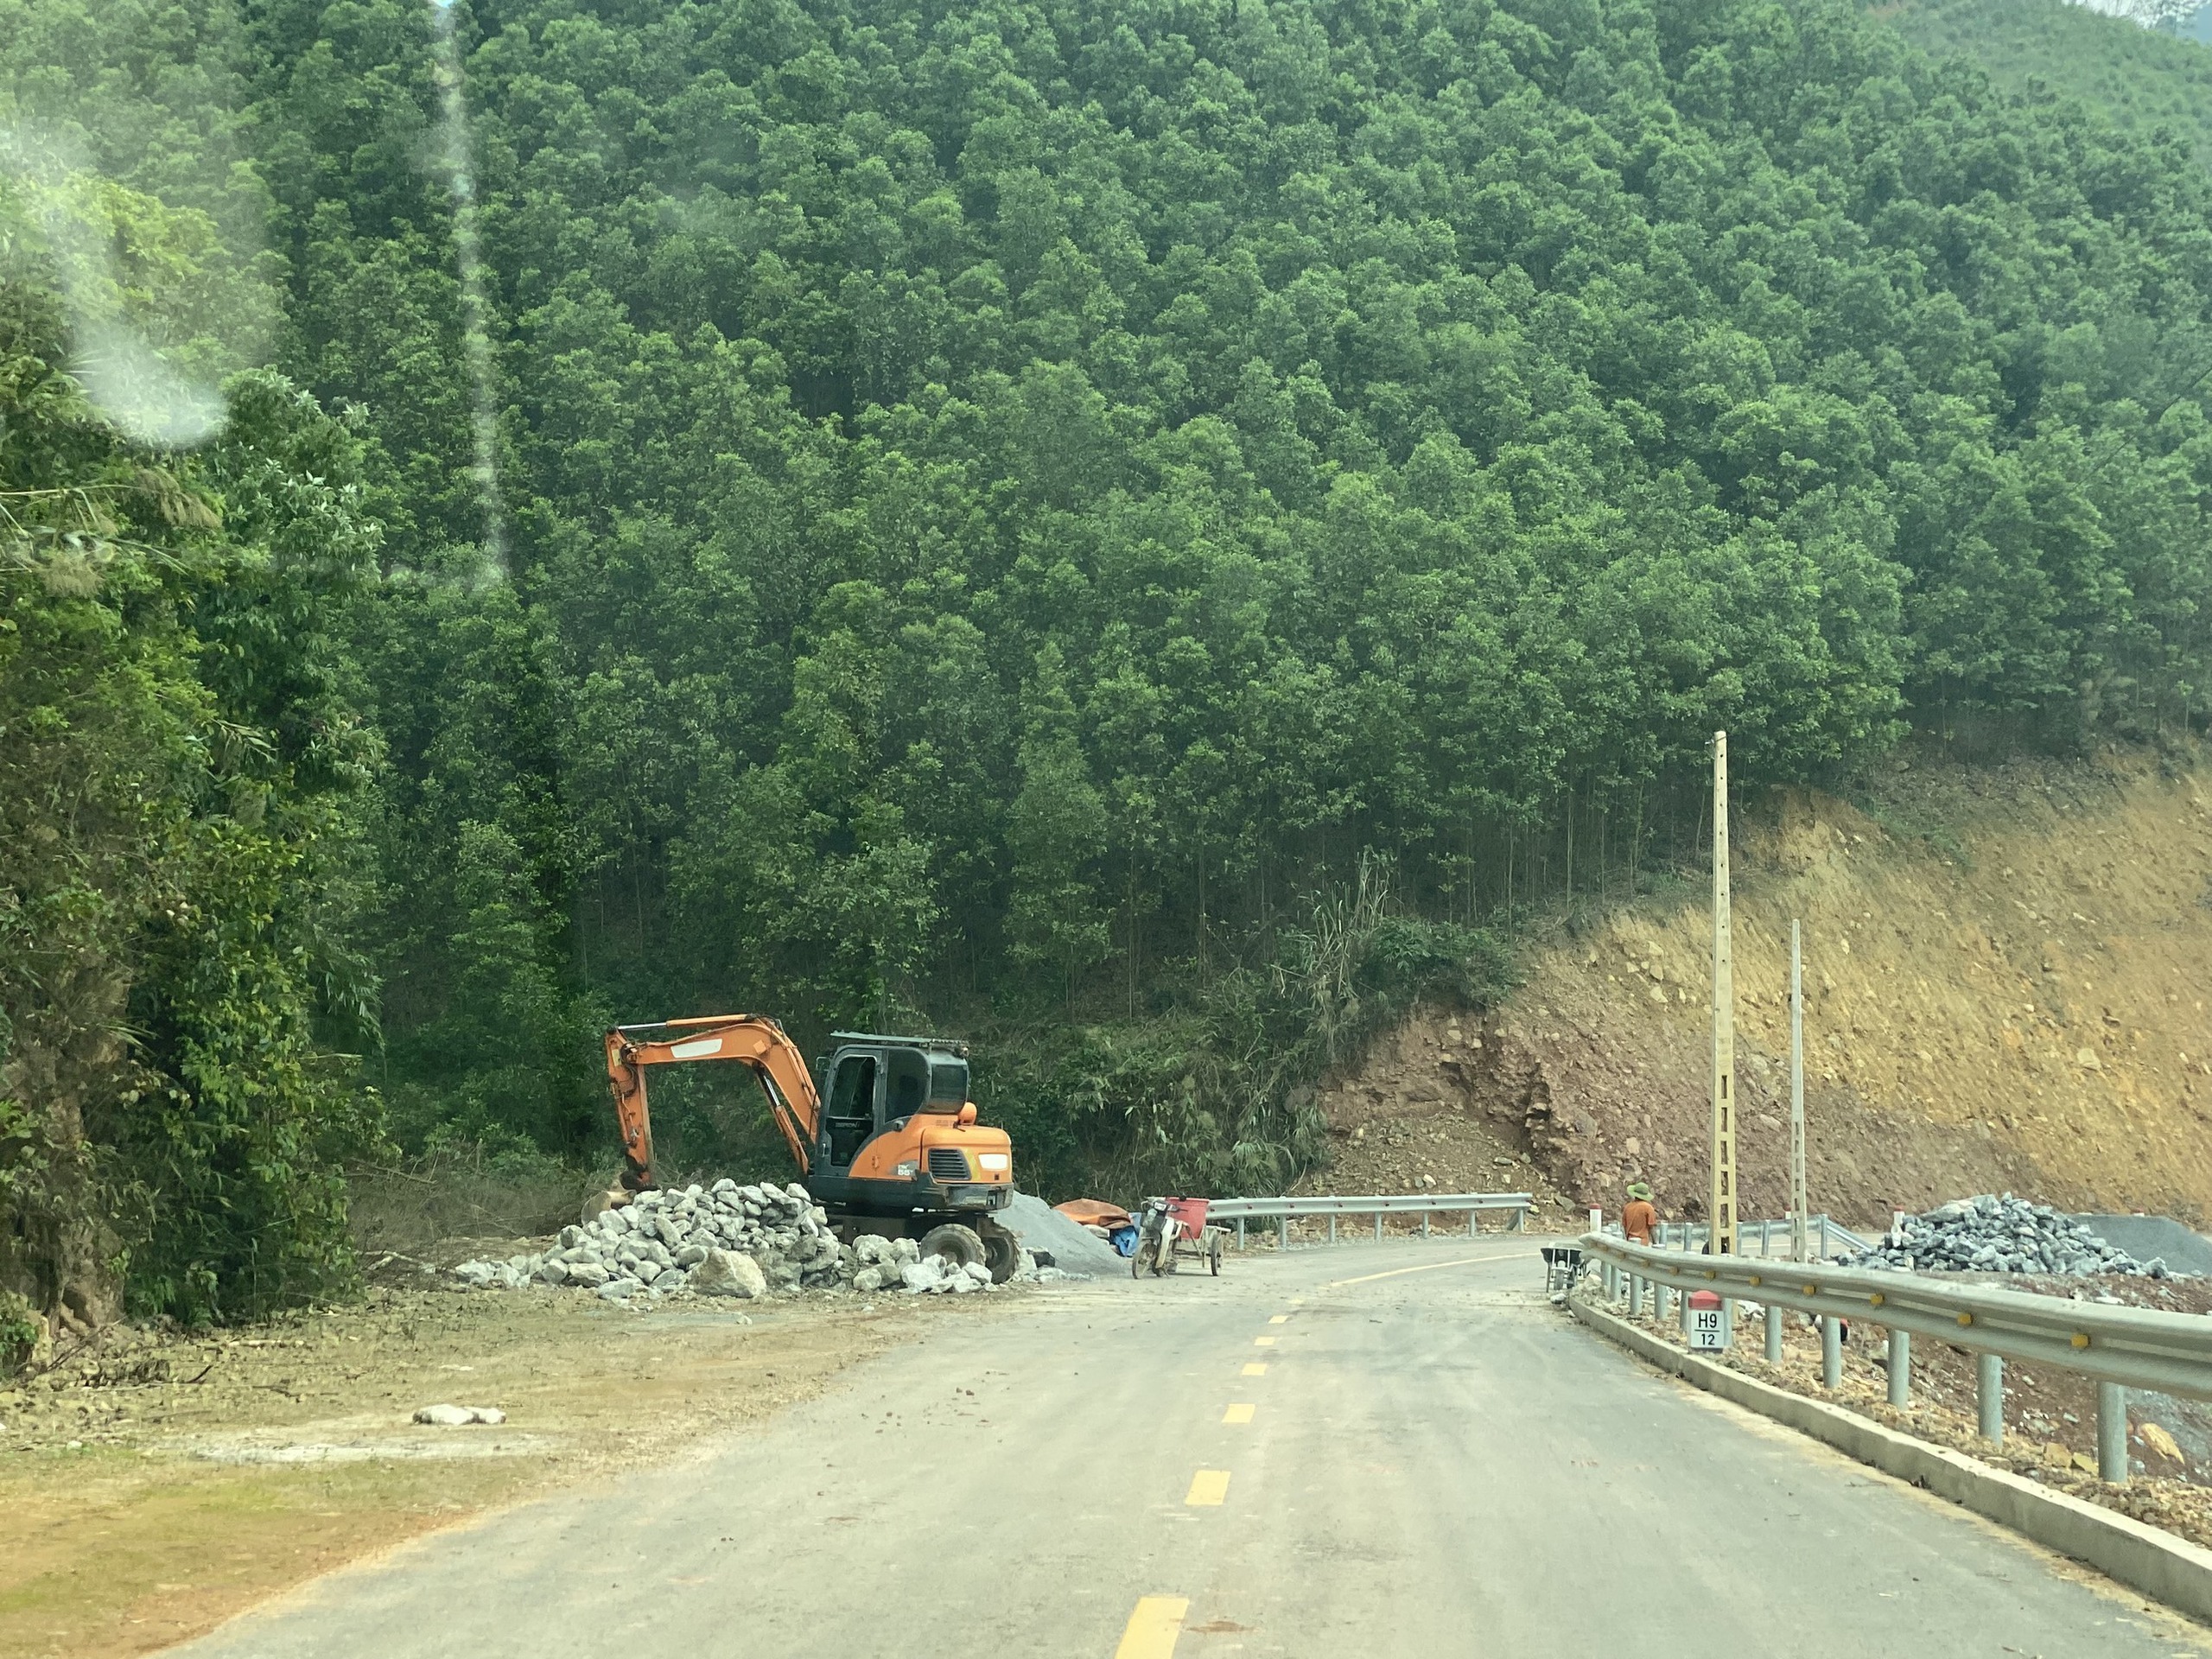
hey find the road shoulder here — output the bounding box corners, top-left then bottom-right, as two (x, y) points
(1570, 1291), (2212, 1629)
(0, 1284), (1022, 1659)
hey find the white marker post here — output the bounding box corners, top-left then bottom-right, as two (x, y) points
(1709, 733), (1737, 1259)
(1790, 918), (1808, 1264)
(1688, 1290), (1728, 1352)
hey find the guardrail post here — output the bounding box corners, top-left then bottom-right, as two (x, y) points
(1328, 1215), (1337, 1245)
(1421, 1211), (1430, 1239)
(1720, 1298), (1735, 1350)
(1977, 1353), (2004, 1444)
(1375, 1212), (1383, 1242)
(1512, 1205), (1525, 1232)
(1278, 1214), (1289, 1252)
(1654, 1281), (1670, 1325)
(1629, 1274), (1644, 1318)
(1236, 1217), (1246, 1249)
(2098, 1382), (2128, 1484)
(1469, 1208), (1479, 1238)
(1821, 1315), (1842, 1390)
(1887, 1329), (1910, 1408)
(1764, 1300), (1783, 1363)
(1819, 1215), (1831, 1260)
(1680, 1288), (1693, 1338)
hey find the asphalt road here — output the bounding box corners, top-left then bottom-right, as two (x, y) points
(178, 1240), (2209, 1657)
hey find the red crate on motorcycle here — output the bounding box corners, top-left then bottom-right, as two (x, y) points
(1164, 1196), (1211, 1239)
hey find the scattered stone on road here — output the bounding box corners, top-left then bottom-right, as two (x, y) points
(411, 1404), (506, 1426)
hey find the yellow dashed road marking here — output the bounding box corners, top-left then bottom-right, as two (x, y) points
(1224, 1403), (1255, 1424)
(1114, 1596), (1189, 1659)
(1268, 1314), (1289, 1325)
(1243, 1363), (1268, 1376)
(1185, 1470), (1231, 1506)
(1253, 1336), (1276, 1347)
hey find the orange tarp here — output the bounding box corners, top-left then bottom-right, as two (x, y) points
(1054, 1198), (1131, 1228)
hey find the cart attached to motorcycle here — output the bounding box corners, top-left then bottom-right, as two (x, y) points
(1133, 1196), (1226, 1276)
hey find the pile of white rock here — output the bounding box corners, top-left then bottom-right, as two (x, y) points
(1845, 1194), (2183, 1278)
(450, 1178), (1039, 1303)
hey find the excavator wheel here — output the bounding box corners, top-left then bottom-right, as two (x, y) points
(978, 1223), (1021, 1285)
(918, 1223), (985, 1275)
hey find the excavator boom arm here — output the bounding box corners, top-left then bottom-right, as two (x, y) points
(603, 1015), (820, 1191)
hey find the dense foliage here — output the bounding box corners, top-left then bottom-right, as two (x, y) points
(251, 0), (2212, 1177)
(10, 0), (2212, 1305)
(1882, 0), (2212, 175)
(0, 281), (381, 1325)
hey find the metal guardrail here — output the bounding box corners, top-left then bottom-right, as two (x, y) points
(1215, 1192), (1534, 1248)
(1641, 1216), (1875, 1260)
(1583, 1234), (2212, 1395)
(1579, 1233), (2212, 1480)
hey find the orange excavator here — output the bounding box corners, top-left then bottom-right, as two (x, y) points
(602, 1015), (1023, 1281)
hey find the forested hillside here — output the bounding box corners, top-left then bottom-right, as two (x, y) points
(1880, 0), (2212, 173)
(6, 0), (2212, 1322)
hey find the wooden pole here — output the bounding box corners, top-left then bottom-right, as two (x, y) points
(1790, 918), (1808, 1263)
(1709, 732), (1737, 1256)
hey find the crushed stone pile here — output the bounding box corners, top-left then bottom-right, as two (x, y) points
(998, 1192), (1124, 1275)
(450, 1179), (1062, 1305)
(1845, 1193), (2188, 1278)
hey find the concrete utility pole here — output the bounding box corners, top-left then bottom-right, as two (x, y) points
(1790, 918), (1808, 1263)
(1709, 732), (1737, 1256)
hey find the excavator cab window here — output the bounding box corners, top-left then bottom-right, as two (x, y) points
(929, 1058), (969, 1106)
(825, 1054), (877, 1169)
(884, 1047), (931, 1121)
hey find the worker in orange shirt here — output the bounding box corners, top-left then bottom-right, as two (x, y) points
(1622, 1182), (1658, 1244)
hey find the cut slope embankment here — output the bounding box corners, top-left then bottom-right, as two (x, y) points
(1312, 748), (2212, 1227)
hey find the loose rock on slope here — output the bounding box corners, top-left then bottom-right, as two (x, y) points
(1844, 1193), (2188, 1278)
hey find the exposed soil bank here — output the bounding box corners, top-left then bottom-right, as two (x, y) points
(1313, 747), (2212, 1228)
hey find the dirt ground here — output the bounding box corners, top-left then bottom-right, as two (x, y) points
(1310, 744), (2212, 1228)
(0, 1259), (1018, 1659)
(1602, 1273), (2212, 1552)
(1288, 1002), (1583, 1224)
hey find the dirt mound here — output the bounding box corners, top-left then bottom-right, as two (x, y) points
(1314, 747), (2212, 1230)
(1293, 1010), (1580, 1219)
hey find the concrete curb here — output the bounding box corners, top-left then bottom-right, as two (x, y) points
(1569, 1293), (2212, 1624)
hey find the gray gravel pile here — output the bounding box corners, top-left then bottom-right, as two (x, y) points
(1844, 1193), (2187, 1279)
(998, 1192), (1125, 1275)
(450, 1179), (1054, 1304)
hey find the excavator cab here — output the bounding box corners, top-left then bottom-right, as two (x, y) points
(816, 1034), (969, 1173)
(807, 1032), (1009, 1236)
